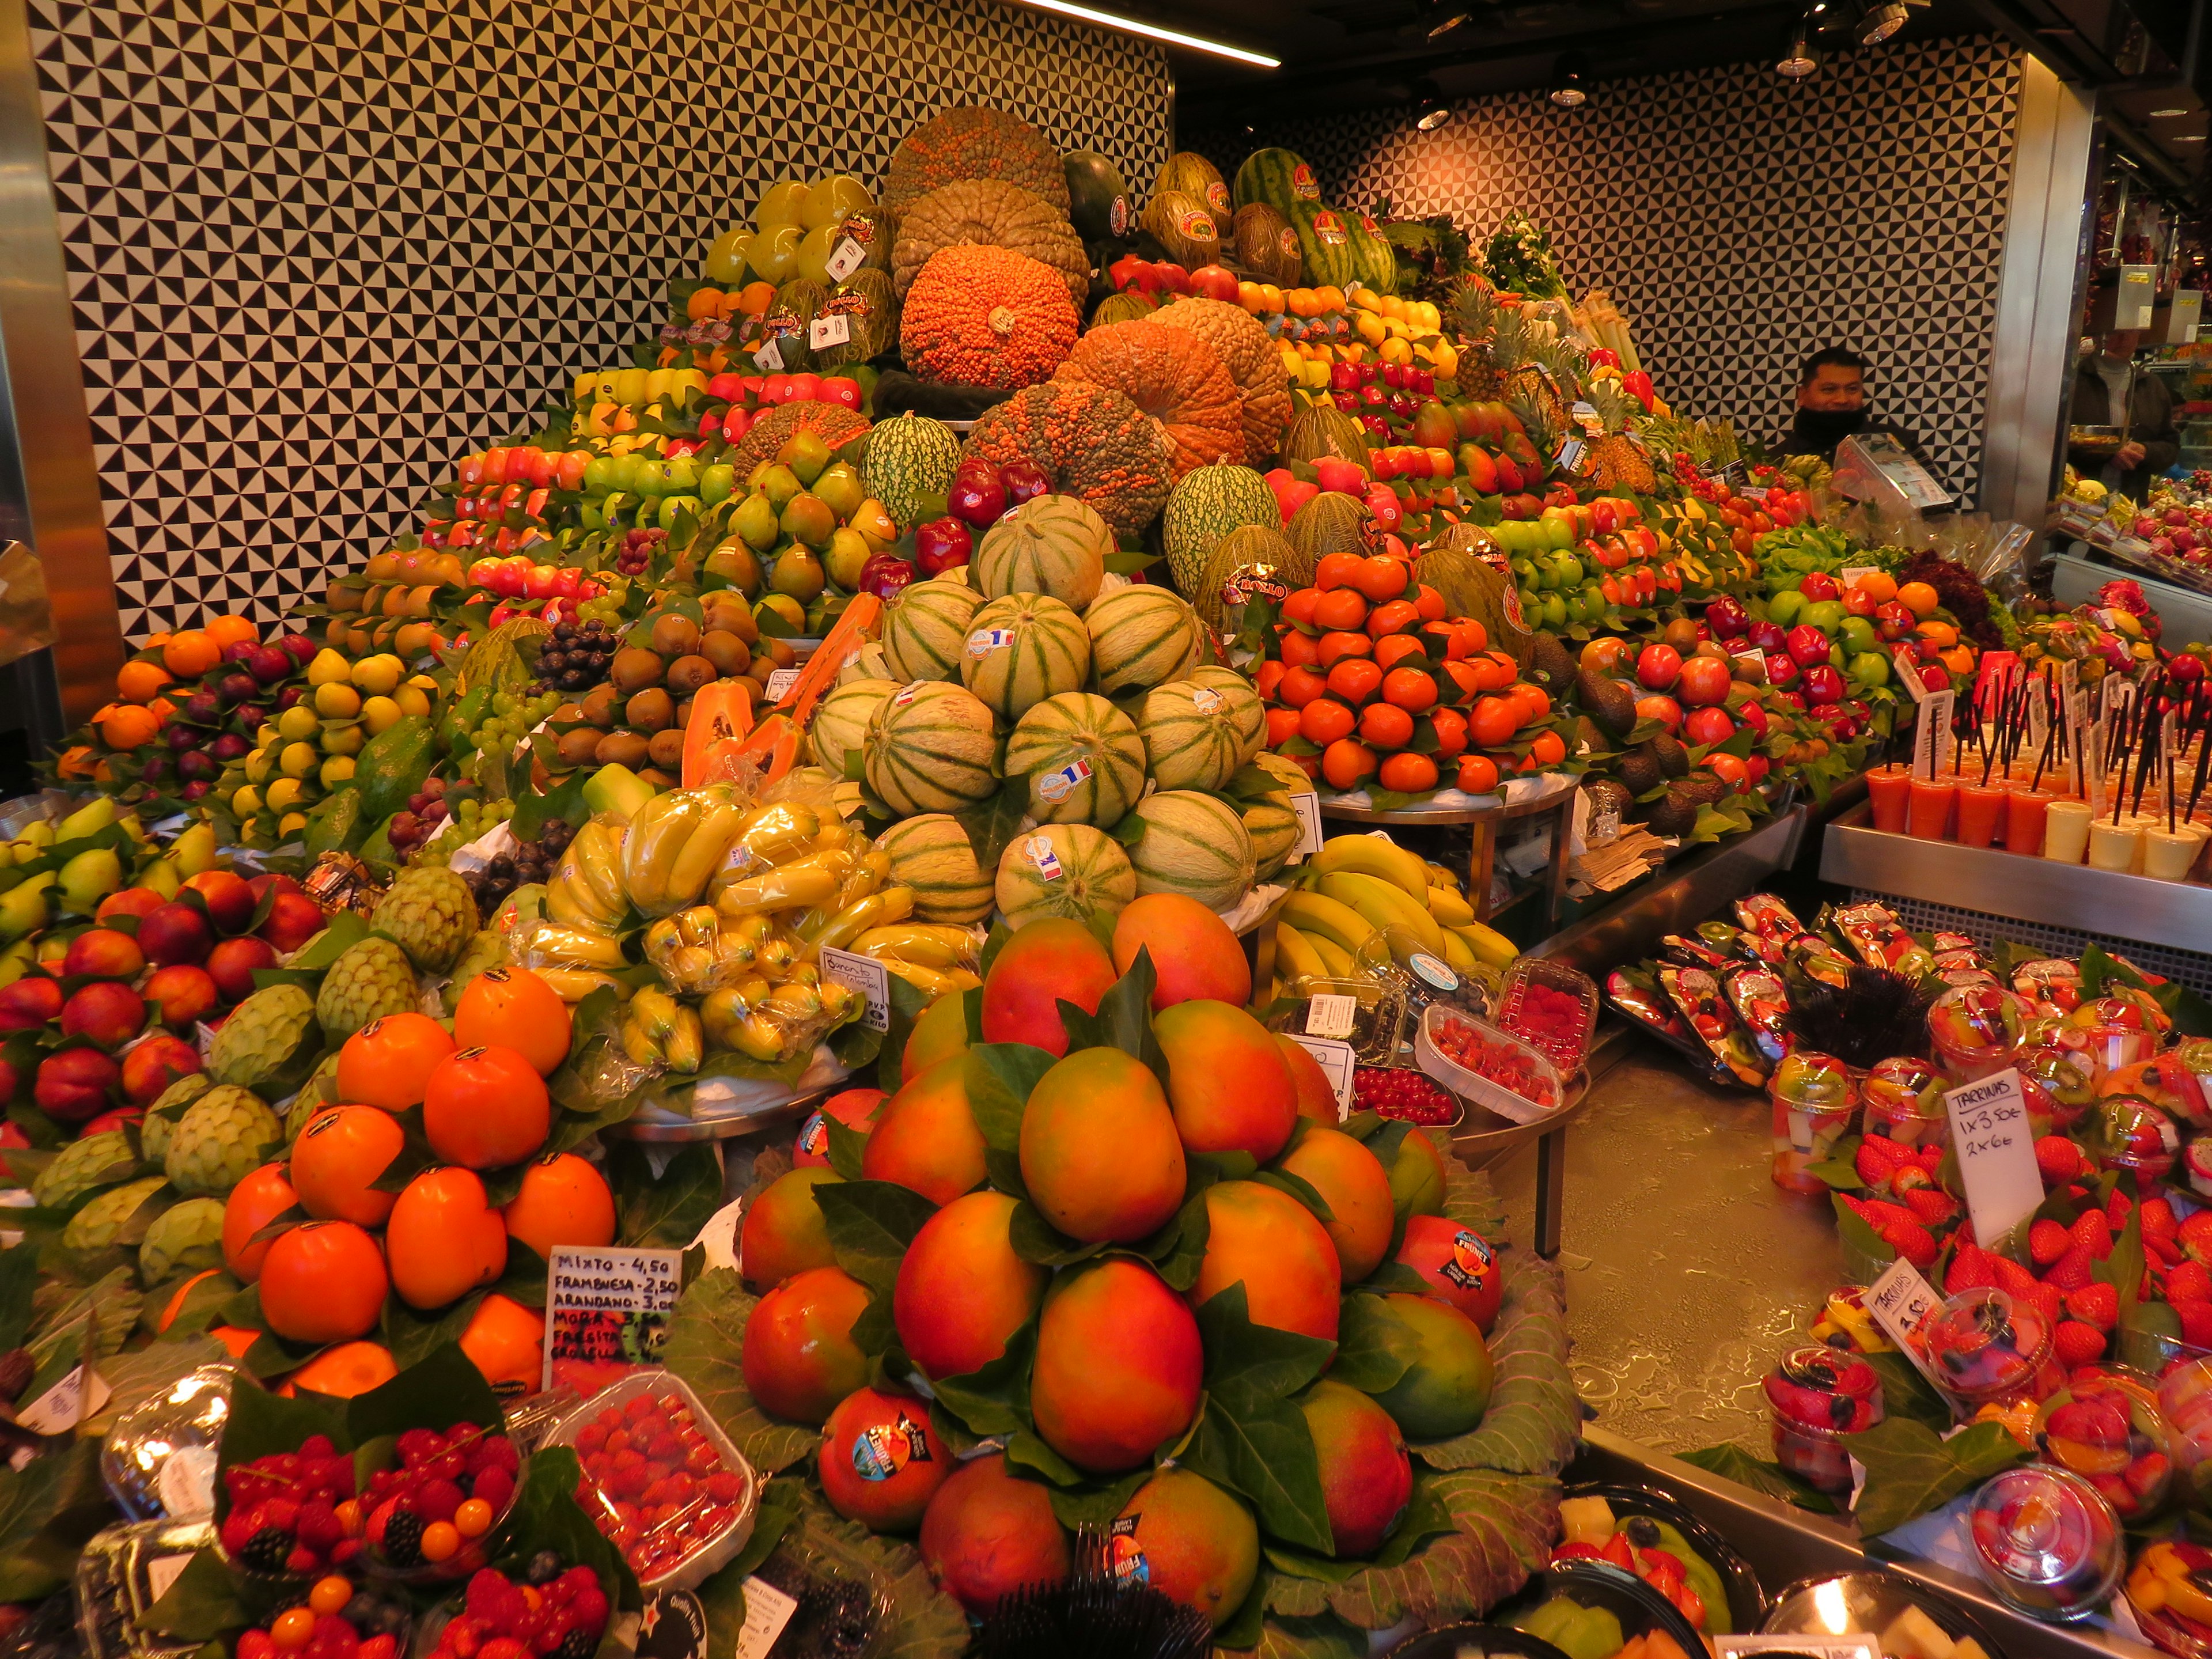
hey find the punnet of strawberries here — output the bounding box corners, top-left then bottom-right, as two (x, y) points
(1428, 1014), (1557, 1109)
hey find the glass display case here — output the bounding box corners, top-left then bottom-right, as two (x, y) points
(2142, 354), (2212, 470)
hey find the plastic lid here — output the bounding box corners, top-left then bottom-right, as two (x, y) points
(1967, 1466), (2120, 1600)
(1925, 1288), (2050, 1399)
(1763, 1346), (1883, 1433)
(1770, 1050), (1854, 1110)
(1927, 983), (2027, 1059)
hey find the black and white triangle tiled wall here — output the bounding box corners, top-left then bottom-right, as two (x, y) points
(1189, 36), (2022, 499)
(29, 0), (1172, 640)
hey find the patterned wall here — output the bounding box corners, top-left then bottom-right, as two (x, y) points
(29, 0), (1172, 641)
(1188, 36), (2022, 497)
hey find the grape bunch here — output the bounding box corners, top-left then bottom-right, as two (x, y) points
(419, 791), (512, 866)
(532, 619), (618, 694)
(469, 689), (562, 771)
(464, 819), (574, 912)
(616, 527), (666, 577)
(387, 777), (452, 856)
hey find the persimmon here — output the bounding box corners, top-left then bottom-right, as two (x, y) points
(279, 1342), (399, 1400)
(1365, 600), (1419, 639)
(424, 1045), (550, 1168)
(1469, 696), (1520, 748)
(336, 1012), (455, 1110)
(1457, 754), (1501, 793)
(1252, 661), (1287, 701)
(1266, 707), (1302, 745)
(1280, 588), (1323, 627)
(1277, 666), (1327, 710)
(501, 1153), (617, 1257)
(1382, 667), (1438, 713)
(1473, 650), (1518, 690)
(1278, 630), (1321, 669)
(460, 1294), (546, 1395)
(222, 1163), (300, 1283)
(1313, 588), (1369, 632)
(1316, 631), (1372, 668)
(1527, 730), (1567, 766)
(1321, 738), (1378, 791)
(1420, 622), (1467, 662)
(453, 967), (571, 1076)
(1509, 682), (1551, 723)
(1430, 708), (1468, 757)
(291, 1105), (406, 1226)
(1375, 634), (1426, 672)
(260, 1222), (388, 1343)
(1315, 552), (1365, 592)
(387, 1167), (506, 1310)
(1412, 585), (1447, 622)
(1351, 556), (1410, 603)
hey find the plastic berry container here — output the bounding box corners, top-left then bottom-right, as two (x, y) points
(359, 1422), (525, 1586)
(1497, 959), (1598, 1077)
(1416, 1005), (1563, 1126)
(550, 1369), (758, 1593)
(1927, 983), (2029, 1083)
(1859, 1056), (1950, 1152)
(75, 1517), (218, 1659)
(1263, 975), (1406, 1066)
(103, 1361), (239, 1521)
(1763, 1347), (1883, 1495)
(1966, 1465), (2124, 1622)
(2032, 1368), (2176, 1522)
(1924, 1288), (2062, 1412)
(2094, 1095), (2180, 1182)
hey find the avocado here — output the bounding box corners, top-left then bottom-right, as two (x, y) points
(1649, 733), (1691, 778)
(1527, 632), (1577, 692)
(1643, 792), (1698, 837)
(1573, 715), (1609, 758)
(1576, 668), (1638, 739)
(1674, 775), (1728, 806)
(1583, 776), (1633, 834)
(1616, 749), (1662, 797)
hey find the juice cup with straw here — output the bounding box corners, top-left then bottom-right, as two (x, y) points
(2005, 789), (2051, 855)
(1908, 775), (1958, 840)
(1957, 781), (2009, 849)
(1867, 765), (1912, 833)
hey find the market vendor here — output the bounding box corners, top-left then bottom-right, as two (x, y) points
(1777, 348), (1923, 463)
(2067, 327), (2179, 496)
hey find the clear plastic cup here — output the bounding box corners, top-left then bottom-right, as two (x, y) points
(1924, 1287), (2061, 1411)
(1769, 1051), (1857, 1194)
(1965, 1465), (2123, 1622)
(1926, 983), (2028, 1082)
(1861, 1056), (1949, 1150)
(1764, 1347), (1883, 1495)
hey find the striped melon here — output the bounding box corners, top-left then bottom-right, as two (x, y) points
(863, 411), (963, 530)
(1252, 751), (1314, 797)
(1003, 692), (1146, 826)
(1161, 463), (1280, 596)
(1137, 667), (1263, 792)
(1084, 585), (1205, 696)
(1156, 152), (1232, 226)
(1231, 203), (1301, 286)
(881, 575), (984, 682)
(1243, 795), (1301, 882)
(809, 677), (897, 778)
(1089, 291), (1157, 329)
(995, 823), (1137, 929)
(1196, 525), (1303, 631)
(1119, 791), (1255, 910)
(959, 593), (1090, 721)
(1287, 493), (1378, 565)
(974, 495), (1112, 610)
(1141, 190), (1221, 268)
(878, 813), (993, 923)
(1282, 406), (1372, 476)
(863, 680), (1003, 816)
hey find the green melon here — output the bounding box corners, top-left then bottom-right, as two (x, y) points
(1161, 463), (1281, 596)
(1137, 667), (1264, 793)
(809, 677), (897, 777)
(1156, 152), (1232, 228)
(1243, 794), (1301, 882)
(995, 824), (1137, 930)
(1231, 203), (1301, 286)
(1232, 147), (1323, 217)
(878, 813), (994, 923)
(1004, 691), (1147, 827)
(863, 680), (1003, 816)
(815, 268), (900, 369)
(1119, 790), (1255, 910)
(1084, 585), (1205, 696)
(1287, 492), (1379, 565)
(974, 495), (1113, 610)
(1141, 190), (1221, 270)
(881, 574), (985, 681)
(1064, 150), (1132, 242)
(1196, 524), (1304, 631)
(1282, 406), (1372, 476)
(959, 593), (1092, 722)
(863, 412), (964, 532)
(762, 277), (828, 373)
(1089, 291), (1157, 329)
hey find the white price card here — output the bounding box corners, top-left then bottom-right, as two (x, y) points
(752, 339), (783, 374)
(1285, 1034), (1356, 1116)
(1717, 1640), (1879, 1659)
(544, 1247), (684, 1392)
(1911, 689), (1953, 779)
(806, 312), (850, 351)
(824, 238), (867, 282)
(1839, 565), (1881, 588)
(1305, 994), (1358, 1040)
(1891, 646), (1927, 702)
(1287, 790), (1324, 859)
(820, 946), (891, 1033)
(2026, 679), (2049, 753)
(1944, 1069), (2044, 1247)
(1732, 648), (1768, 686)
(762, 666), (801, 701)
(1863, 1256), (1945, 1387)
(732, 1575), (799, 1659)
(2103, 674), (2138, 722)
(145, 1553), (195, 1605)
(17, 1363), (109, 1435)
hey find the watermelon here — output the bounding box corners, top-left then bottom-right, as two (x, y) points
(1290, 203), (1359, 293)
(1161, 463), (1281, 597)
(1063, 150), (1132, 243)
(863, 680), (1003, 816)
(1136, 668), (1263, 793)
(1084, 585), (1205, 696)
(1003, 691), (1146, 826)
(1243, 794), (1301, 882)
(1119, 790), (1255, 910)
(863, 411), (964, 531)
(1233, 147), (1323, 217)
(959, 593), (1091, 721)
(995, 823), (1137, 930)
(974, 495), (1112, 609)
(808, 677), (897, 778)
(880, 574), (984, 681)
(1282, 406), (1372, 476)
(1349, 211), (1399, 297)
(1287, 492), (1379, 565)
(878, 813), (994, 923)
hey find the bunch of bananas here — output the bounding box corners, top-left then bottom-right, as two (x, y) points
(546, 818), (630, 933)
(623, 785), (759, 917)
(622, 987), (703, 1074)
(846, 924), (983, 999)
(1273, 835), (1517, 991)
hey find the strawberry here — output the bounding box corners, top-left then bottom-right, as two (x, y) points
(2127, 1452), (2172, 1499)
(2147, 1233), (2184, 1268)
(2054, 1320), (2108, 1366)
(2179, 1210), (2212, 1262)
(2071, 1210), (2114, 1261)
(2181, 1300), (2212, 1350)
(1891, 1162), (1935, 1197)
(2143, 1198), (2179, 1238)
(2026, 1281), (2064, 1330)
(1946, 1244), (2003, 1294)
(1993, 1256), (2041, 1301)
(2044, 1246), (2096, 1292)
(2028, 1219), (2071, 1267)
(1916, 1142), (1945, 1171)
(2065, 1282), (2119, 1331)
(1871, 1213), (1939, 1269)
(2036, 1137), (2084, 1183)
(1855, 1139), (1904, 1190)
(2170, 1261), (2212, 1304)
(2108, 1188), (2135, 1229)
(1903, 1188), (1961, 1228)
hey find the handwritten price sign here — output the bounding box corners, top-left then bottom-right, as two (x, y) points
(1944, 1069), (2043, 1246)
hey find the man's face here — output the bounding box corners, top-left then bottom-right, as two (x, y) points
(1799, 363), (1866, 412)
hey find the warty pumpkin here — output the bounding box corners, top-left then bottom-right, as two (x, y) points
(891, 178), (1090, 309)
(885, 106), (1070, 213)
(961, 380), (1173, 536)
(1053, 320), (1245, 479)
(729, 399), (872, 474)
(1150, 296), (1291, 464)
(899, 245), (1080, 391)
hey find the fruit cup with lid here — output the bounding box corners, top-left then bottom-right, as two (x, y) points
(2017, 1046), (2097, 1135)
(1927, 983), (2028, 1082)
(2128, 1539), (2212, 1657)
(2033, 1368), (2176, 1523)
(2093, 1095), (2180, 1183)
(1770, 1051), (1857, 1195)
(1924, 1287), (2061, 1413)
(1861, 1056), (1950, 1151)
(1967, 1465), (2124, 1622)
(2073, 996), (2161, 1081)
(1763, 1346), (1883, 1494)
(556, 1373), (757, 1590)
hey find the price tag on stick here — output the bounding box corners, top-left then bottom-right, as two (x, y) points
(1287, 790), (1324, 859)
(1285, 1034), (1356, 1117)
(1911, 689), (1953, 779)
(1943, 1069), (2043, 1247)
(1863, 1256), (1945, 1388)
(819, 946), (891, 1033)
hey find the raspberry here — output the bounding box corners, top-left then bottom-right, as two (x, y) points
(468, 1466), (515, 1513)
(2036, 1137), (2083, 1183)
(481, 1642), (533, 1659)
(467, 1569), (528, 1630)
(395, 1429), (446, 1465)
(286, 1544), (320, 1575)
(2179, 1300), (2212, 1349)
(221, 1509), (261, 1555)
(2071, 1210), (2114, 1260)
(414, 1478), (467, 1525)
(1903, 1188), (1960, 1228)
(300, 1435), (335, 1459)
(2054, 1320), (2108, 1366)
(2044, 1247), (2096, 1292)
(296, 1501), (343, 1552)
(2065, 1283), (2119, 1330)
(2029, 1219), (2071, 1267)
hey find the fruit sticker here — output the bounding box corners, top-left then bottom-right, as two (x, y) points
(1178, 208), (1215, 241)
(1279, 228), (1300, 261)
(1219, 565), (1287, 611)
(1191, 685), (1225, 715)
(1291, 163), (1320, 200)
(1205, 181), (1231, 215)
(852, 1411), (933, 1482)
(794, 1110), (830, 1161)
(1312, 211), (1349, 247)
(1441, 1228), (1494, 1295)
(1108, 1515), (1149, 1585)
(1359, 213), (1381, 234)
(1024, 835), (1065, 880)
(1037, 759), (1093, 804)
(824, 237), (867, 282)
(1109, 195), (1130, 237)
(965, 627), (1015, 659)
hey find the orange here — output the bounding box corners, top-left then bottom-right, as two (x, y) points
(115, 660), (171, 703)
(1456, 620), (1490, 656)
(1315, 631), (1372, 668)
(460, 1294), (546, 1395)
(1412, 584), (1447, 623)
(1313, 588), (1369, 632)
(1278, 630), (1320, 669)
(1365, 599), (1419, 639)
(161, 630), (220, 677)
(1374, 635), (1426, 672)
(1377, 752), (1439, 793)
(1252, 661), (1287, 702)
(1382, 667), (1438, 713)
(1266, 707), (1302, 746)
(1325, 659), (1382, 705)
(259, 1222), (389, 1343)
(1472, 651), (1518, 691)
(685, 287), (724, 321)
(1430, 708), (1468, 757)
(1314, 552), (1366, 593)
(502, 1152), (618, 1257)
(336, 1012), (456, 1110)
(222, 1162), (300, 1283)
(737, 281), (778, 315)
(204, 615), (259, 649)
(1277, 666), (1327, 709)
(1896, 581), (1940, 617)
(1527, 730), (1567, 767)
(1457, 755), (1500, 793)
(290, 1104), (406, 1226)
(387, 1166), (507, 1310)
(1359, 703), (1414, 748)
(1509, 683), (1551, 723)
(1468, 696), (1520, 748)
(425, 1046), (550, 1168)
(1299, 699), (1355, 745)
(1320, 738), (1378, 791)
(98, 705), (160, 751)
(1915, 619), (1957, 648)
(1855, 571), (1898, 603)
(454, 968), (571, 1075)
(1280, 588), (1323, 628)
(1351, 556), (1410, 603)
(279, 1341), (399, 1400)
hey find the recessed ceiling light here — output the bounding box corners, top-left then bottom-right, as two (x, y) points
(1777, 13), (1821, 76)
(1550, 53), (1589, 105)
(2152, 107), (2189, 116)
(1002, 0), (1279, 65)
(1413, 78), (1455, 129)
(1858, 0), (1908, 43)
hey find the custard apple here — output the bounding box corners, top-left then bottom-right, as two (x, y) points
(165, 1085), (282, 1198)
(63, 1175), (171, 1252)
(142, 1073), (213, 1166)
(373, 865), (479, 974)
(316, 937), (418, 1040)
(286, 1049), (343, 1143)
(32, 1130), (142, 1210)
(210, 983), (319, 1094)
(138, 1194), (227, 1283)
(444, 928), (509, 1010)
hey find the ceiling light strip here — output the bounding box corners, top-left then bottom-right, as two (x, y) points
(1002, 0), (1281, 66)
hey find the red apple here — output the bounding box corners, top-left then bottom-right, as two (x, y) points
(81, 1107), (143, 1137)
(1874, 601), (1914, 642)
(1800, 664), (1846, 707)
(1313, 456), (1366, 495)
(1785, 624), (1832, 667)
(138, 902), (213, 967)
(1675, 656), (1732, 709)
(256, 891), (324, 955)
(207, 935), (279, 1003)
(0, 976), (63, 1034)
(999, 459), (1052, 506)
(1745, 752), (1772, 786)
(63, 929), (145, 982)
(1635, 644), (1682, 691)
(857, 552), (916, 601)
(143, 964), (221, 1031)
(122, 1035), (203, 1105)
(35, 1048), (121, 1123)
(1747, 619), (1787, 653)
(1633, 694), (1683, 732)
(946, 471), (1006, 529)
(246, 873), (304, 906)
(914, 518), (974, 576)
(1736, 701), (1771, 739)
(1917, 663), (1952, 691)
(1705, 597), (1749, 639)
(1843, 585), (1880, 618)
(1188, 264), (1240, 302)
(60, 982), (147, 1051)
(96, 887), (167, 924)
(1798, 571), (1840, 603)
(1763, 651), (1799, 687)
(1705, 753), (1751, 791)
(1683, 706), (1736, 746)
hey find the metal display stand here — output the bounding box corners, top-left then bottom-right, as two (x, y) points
(1320, 781), (1578, 927)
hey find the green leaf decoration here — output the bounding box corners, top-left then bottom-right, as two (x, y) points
(927, 1317), (1037, 1441)
(608, 1142), (724, 1248)
(1094, 946), (1171, 1083)
(1009, 1201), (1107, 1268)
(0, 1440), (111, 1601)
(2096, 1190), (2146, 1326)
(824, 1109), (870, 1180)
(963, 1043), (1054, 1153)
(1255, 1167), (1335, 1225)
(502, 1445), (642, 1610)
(1859, 1351), (1950, 1431)
(696, 1483), (802, 1653)
(983, 1146), (1029, 1202)
(347, 1340), (506, 1441)
(1321, 1469), (1559, 1630)
(1405, 1251), (1576, 1476)
(140, 1547), (256, 1638)
(1044, 1466), (1151, 1529)
(1675, 1443), (1839, 1513)
(661, 1267), (820, 1474)
(1253, 1611), (1369, 1659)
(1139, 1185), (1212, 1291)
(1184, 1393), (1334, 1554)
(812, 1180), (940, 1296)
(1330, 1294), (1420, 1396)
(1844, 1417), (2028, 1535)
(957, 779), (1032, 880)
(1005, 1429), (1087, 1487)
(1435, 1136), (1509, 1236)
(1197, 1282), (1336, 1415)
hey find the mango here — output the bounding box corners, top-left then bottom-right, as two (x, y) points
(1189, 1180), (1339, 1343)
(1278, 1127), (1395, 1281)
(1020, 1048), (1185, 1243)
(893, 1191), (1046, 1380)
(919, 1453), (1071, 1615)
(741, 1264), (871, 1424)
(1301, 1378), (1412, 1556)
(1113, 1468), (1259, 1628)
(862, 1055), (987, 1206)
(981, 919), (1117, 1056)
(1154, 1000), (1296, 1162)
(737, 1167), (840, 1290)
(1031, 1259), (1202, 1473)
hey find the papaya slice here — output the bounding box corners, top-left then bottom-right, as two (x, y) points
(681, 677), (755, 789)
(780, 593), (883, 728)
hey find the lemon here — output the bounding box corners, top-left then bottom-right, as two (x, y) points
(314, 683), (362, 719)
(392, 686), (431, 719)
(244, 747), (273, 785)
(266, 777), (304, 811)
(277, 705), (320, 743)
(361, 696), (404, 735)
(319, 756), (357, 789)
(278, 810), (307, 838)
(279, 742), (318, 779)
(307, 647), (353, 687)
(321, 723), (365, 757)
(229, 785), (260, 816)
(350, 654), (403, 695)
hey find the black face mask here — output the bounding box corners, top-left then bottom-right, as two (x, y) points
(1793, 407), (1866, 449)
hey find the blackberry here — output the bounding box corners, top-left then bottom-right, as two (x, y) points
(552, 1627), (597, 1659)
(236, 1525), (293, 1574)
(382, 1509), (426, 1567)
(526, 1550), (563, 1586)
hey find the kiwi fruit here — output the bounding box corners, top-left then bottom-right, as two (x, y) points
(581, 683), (620, 729)
(609, 647), (666, 695)
(1662, 617), (1700, 653)
(703, 597), (759, 644)
(651, 614), (702, 658)
(627, 688), (676, 733)
(665, 654), (716, 696)
(760, 637), (798, 670)
(647, 729), (685, 769)
(595, 730), (651, 768)
(555, 727), (601, 767)
(700, 630), (751, 676)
